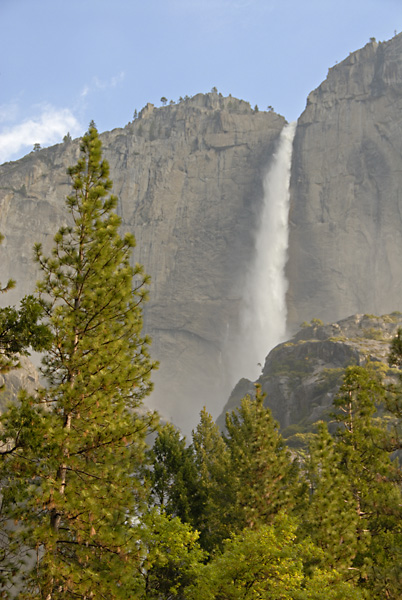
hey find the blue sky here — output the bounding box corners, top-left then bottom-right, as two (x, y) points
(1, 0), (401, 163)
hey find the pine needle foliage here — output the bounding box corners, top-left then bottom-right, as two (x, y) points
(301, 421), (362, 573)
(0, 125), (158, 599)
(191, 408), (233, 551)
(224, 386), (294, 530)
(331, 365), (402, 595)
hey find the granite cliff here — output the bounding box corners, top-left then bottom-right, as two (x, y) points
(0, 94), (285, 430)
(2, 33), (402, 431)
(287, 33), (402, 329)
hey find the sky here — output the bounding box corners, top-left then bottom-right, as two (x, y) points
(1, 0), (402, 164)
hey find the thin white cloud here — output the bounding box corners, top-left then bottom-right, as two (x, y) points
(0, 106), (82, 164)
(109, 71), (125, 88)
(80, 71), (125, 97)
(80, 85), (90, 98)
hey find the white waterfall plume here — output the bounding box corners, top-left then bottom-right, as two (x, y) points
(235, 121), (296, 382)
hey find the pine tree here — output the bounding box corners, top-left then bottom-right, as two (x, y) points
(224, 386), (294, 530)
(147, 423), (200, 524)
(0, 125), (158, 599)
(333, 366), (395, 530)
(191, 407), (233, 551)
(301, 421), (362, 574)
(332, 365), (402, 596)
(147, 411), (235, 554)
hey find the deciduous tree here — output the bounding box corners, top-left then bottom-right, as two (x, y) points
(185, 513), (364, 600)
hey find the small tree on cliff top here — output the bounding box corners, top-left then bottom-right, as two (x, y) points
(0, 125), (158, 599)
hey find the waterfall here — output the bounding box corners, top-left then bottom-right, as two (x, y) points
(234, 121), (296, 382)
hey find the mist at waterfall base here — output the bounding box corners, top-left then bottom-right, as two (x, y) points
(230, 122), (297, 385)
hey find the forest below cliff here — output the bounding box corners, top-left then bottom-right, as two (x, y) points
(0, 126), (400, 600)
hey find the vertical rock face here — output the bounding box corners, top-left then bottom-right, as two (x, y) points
(5, 35), (402, 432)
(0, 93), (285, 431)
(287, 34), (402, 330)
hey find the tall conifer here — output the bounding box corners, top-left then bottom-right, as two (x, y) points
(302, 421), (362, 573)
(191, 408), (232, 551)
(147, 423), (200, 524)
(0, 125), (157, 599)
(332, 365), (402, 596)
(224, 386), (294, 530)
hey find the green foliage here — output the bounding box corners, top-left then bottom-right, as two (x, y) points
(292, 362), (402, 597)
(0, 125), (158, 599)
(362, 327), (385, 340)
(386, 328), (402, 449)
(388, 327), (402, 369)
(0, 233), (50, 375)
(331, 366), (402, 595)
(147, 423), (200, 525)
(191, 408), (233, 551)
(0, 295), (51, 373)
(135, 510), (205, 599)
(301, 318), (324, 328)
(185, 514), (363, 600)
(311, 317), (324, 326)
(301, 421), (363, 574)
(381, 312), (402, 323)
(224, 386), (295, 530)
